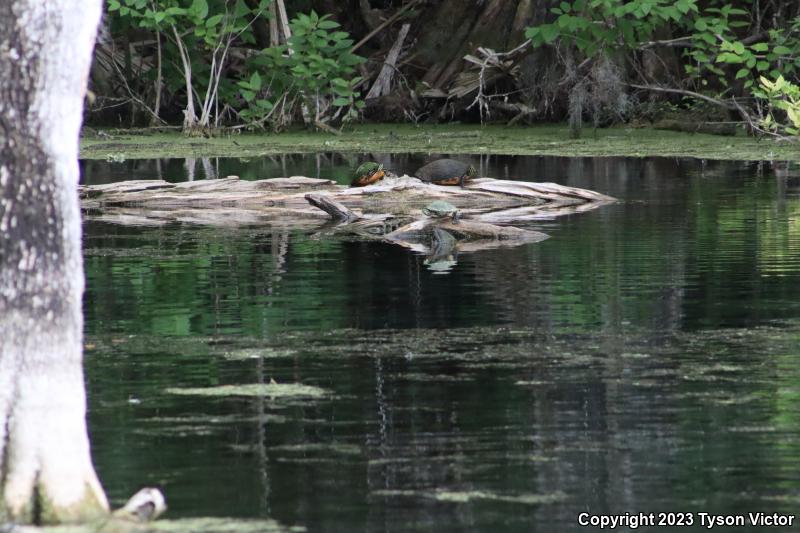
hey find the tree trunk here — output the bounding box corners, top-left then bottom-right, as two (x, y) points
(0, 0), (108, 524)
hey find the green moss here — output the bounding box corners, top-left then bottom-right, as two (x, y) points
(80, 123), (800, 161)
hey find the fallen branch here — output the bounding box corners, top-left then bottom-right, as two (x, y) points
(366, 23), (411, 100)
(352, 0), (420, 52)
(305, 193), (359, 222)
(314, 119), (342, 135)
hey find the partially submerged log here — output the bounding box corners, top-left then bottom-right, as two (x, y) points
(82, 175), (613, 224)
(80, 174), (614, 258)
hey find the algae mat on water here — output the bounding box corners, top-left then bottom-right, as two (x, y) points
(80, 124), (800, 161)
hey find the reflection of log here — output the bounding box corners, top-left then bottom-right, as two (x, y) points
(80, 175), (615, 230)
(384, 218), (549, 254)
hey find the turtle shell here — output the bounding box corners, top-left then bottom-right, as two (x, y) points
(415, 159), (477, 186)
(422, 200), (458, 218)
(350, 162), (385, 187)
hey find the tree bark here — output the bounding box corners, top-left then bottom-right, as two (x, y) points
(0, 0), (108, 524)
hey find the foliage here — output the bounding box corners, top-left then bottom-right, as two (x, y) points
(240, 11), (365, 128)
(756, 75), (800, 136)
(526, 0), (701, 57)
(693, 11), (800, 92)
(524, 0), (800, 134)
(104, 1), (364, 131)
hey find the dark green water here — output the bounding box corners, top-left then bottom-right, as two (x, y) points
(81, 155), (800, 532)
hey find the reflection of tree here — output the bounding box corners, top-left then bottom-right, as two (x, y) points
(0, 0), (107, 523)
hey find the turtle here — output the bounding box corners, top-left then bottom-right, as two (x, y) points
(350, 161), (385, 187)
(422, 199), (460, 223)
(414, 159), (477, 187)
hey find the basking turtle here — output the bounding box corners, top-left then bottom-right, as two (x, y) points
(350, 161), (385, 187)
(415, 159), (477, 187)
(422, 199), (460, 223)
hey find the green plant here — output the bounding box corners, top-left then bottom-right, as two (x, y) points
(756, 75), (800, 136)
(525, 0), (700, 57)
(107, 0), (269, 132)
(241, 11), (365, 129)
(524, 1), (800, 134)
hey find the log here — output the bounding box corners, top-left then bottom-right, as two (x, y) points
(80, 172), (614, 249)
(81, 175), (614, 226)
(81, 174), (614, 255)
(652, 119), (738, 136)
(305, 193), (359, 222)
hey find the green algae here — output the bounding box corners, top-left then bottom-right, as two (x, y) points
(79, 123), (800, 161)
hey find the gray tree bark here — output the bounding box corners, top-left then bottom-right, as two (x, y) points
(0, 0), (108, 524)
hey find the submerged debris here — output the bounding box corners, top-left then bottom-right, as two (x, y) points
(165, 383), (328, 399)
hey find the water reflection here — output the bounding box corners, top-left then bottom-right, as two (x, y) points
(82, 155), (800, 532)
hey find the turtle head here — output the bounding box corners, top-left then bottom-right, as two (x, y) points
(466, 165), (478, 179)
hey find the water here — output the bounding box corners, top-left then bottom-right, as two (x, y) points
(81, 154), (800, 532)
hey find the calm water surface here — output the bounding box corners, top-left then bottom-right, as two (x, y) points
(81, 154), (800, 532)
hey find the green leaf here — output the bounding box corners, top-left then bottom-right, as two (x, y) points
(332, 97), (350, 106)
(751, 42), (769, 52)
(694, 19), (707, 31)
(318, 19), (339, 29)
(250, 72), (262, 90)
(540, 23), (559, 43)
(773, 45), (792, 55)
(756, 61), (769, 71)
(256, 99), (273, 110)
(716, 52), (743, 63)
(191, 0), (208, 19)
(560, 1), (570, 13)
(699, 32), (715, 45)
(108, 0), (121, 11)
(735, 68), (749, 79)
(240, 89), (255, 102)
(206, 14), (223, 27)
